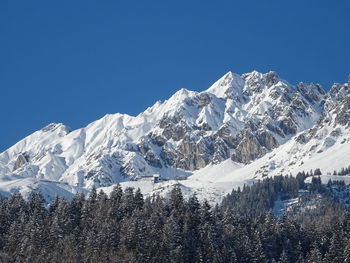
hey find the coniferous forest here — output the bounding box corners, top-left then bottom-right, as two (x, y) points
(1, 174), (350, 262)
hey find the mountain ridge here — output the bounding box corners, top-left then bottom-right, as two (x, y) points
(1, 70), (349, 202)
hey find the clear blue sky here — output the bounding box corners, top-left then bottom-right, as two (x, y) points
(1, 0), (349, 151)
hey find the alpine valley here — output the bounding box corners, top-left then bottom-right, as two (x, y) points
(1, 71), (350, 203)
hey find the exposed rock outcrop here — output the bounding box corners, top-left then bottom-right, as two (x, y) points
(13, 154), (28, 171)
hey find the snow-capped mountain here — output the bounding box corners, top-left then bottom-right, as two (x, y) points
(1, 71), (349, 203)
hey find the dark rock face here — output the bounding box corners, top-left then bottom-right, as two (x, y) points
(13, 154), (28, 171)
(229, 128), (279, 164)
(297, 83), (325, 104)
(120, 163), (135, 179)
(149, 133), (166, 147)
(160, 115), (190, 141)
(137, 140), (162, 168)
(231, 131), (266, 164)
(335, 97), (350, 127)
(295, 134), (308, 144)
(294, 79), (350, 147)
(279, 118), (297, 135)
(256, 130), (279, 150)
(160, 146), (177, 167)
(216, 125), (236, 148)
(176, 136), (214, 170)
(141, 110), (283, 171)
(212, 137), (230, 164)
(320, 82), (350, 128)
(198, 93), (212, 107)
(144, 152), (162, 168)
(41, 123), (71, 134)
(265, 71), (280, 87)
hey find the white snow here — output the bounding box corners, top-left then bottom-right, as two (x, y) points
(0, 70), (349, 204)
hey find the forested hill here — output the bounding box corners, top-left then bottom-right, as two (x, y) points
(0, 175), (350, 262)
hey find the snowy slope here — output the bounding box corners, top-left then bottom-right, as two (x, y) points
(0, 71), (349, 203)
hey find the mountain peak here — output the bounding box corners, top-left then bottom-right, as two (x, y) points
(167, 88), (197, 104)
(206, 70), (285, 100)
(223, 71), (234, 78)
(242, 70), (283, 88)
(206, 71), (244, 98)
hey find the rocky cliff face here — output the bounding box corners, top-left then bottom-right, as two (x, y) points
(127, 71), (324, 174)
(293, 81), (350, 147)
(0, 71), (347, 190)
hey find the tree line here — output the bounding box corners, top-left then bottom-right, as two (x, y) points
(0, 174), (349, 262)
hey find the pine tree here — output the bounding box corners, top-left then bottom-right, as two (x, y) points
(261, 212), (278, 260)
(134, 188), (144, 211)
(163, 214), (184, 263)
(344, 240), (350, 262)
(108, 184), (124, 221)
(314, 168), (322, 176)
(306, 245), (322, 263)
(122, 187), (136, 217)
(183, 195), (201, 262)
(27, 191), (46, 218)
(170, 185), (185, 215)
(324, 228), (346, 262)
(279, 249), (289, 263)
(252, 235), (267, 263)
(110, 184), (123, 204)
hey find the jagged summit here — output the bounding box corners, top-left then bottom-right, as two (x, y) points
(0, 71), (349, 202)
(206, 71), (244, 98)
